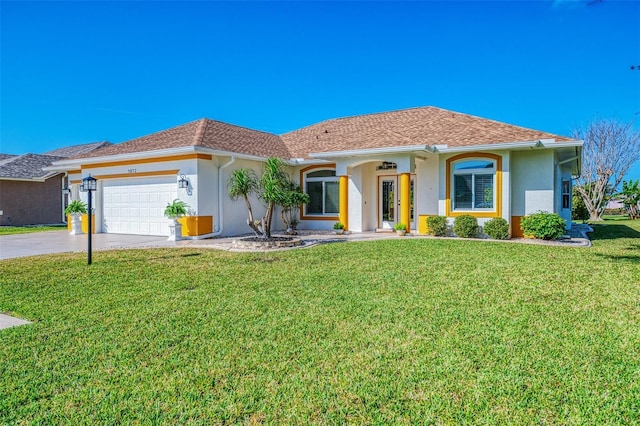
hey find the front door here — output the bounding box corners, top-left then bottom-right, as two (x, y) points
(378, 176), (415, 230)
(379, 177), (397, 229)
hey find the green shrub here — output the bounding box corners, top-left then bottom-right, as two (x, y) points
(520, 211), (566, 240)
(453, 214), (479, 238)
(483, 217), (510, 240)
(426, 216), (448, 236)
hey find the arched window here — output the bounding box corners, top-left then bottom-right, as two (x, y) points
(452, 159), (495, 210)
(304, 169), (339, 216)
(446, 153), (502, 218)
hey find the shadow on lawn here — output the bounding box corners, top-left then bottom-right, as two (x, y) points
(588, 223), (640, 241)
(595, 252), (640, 263)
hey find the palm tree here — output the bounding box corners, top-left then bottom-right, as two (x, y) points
(228, 168), (260, 235)
(258, 157), (288, 238)
(615, 180), (640, 219)
(227, 158), (290, 238)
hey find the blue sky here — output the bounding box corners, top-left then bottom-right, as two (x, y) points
(2, 1), (639, 180)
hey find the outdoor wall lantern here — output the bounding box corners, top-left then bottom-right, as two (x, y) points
(62, 186), (71, 195)
(80, 175), (97, 265)
(178, 174), (189, 189)
(178, 174), (192, 195)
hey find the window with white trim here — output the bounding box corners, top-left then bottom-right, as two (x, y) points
(452, 159), (496, 210)
(304, 169), (339, 215)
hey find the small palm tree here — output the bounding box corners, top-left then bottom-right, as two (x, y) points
(258, 158), (288, 238)
(228, 168), (261, 235)
(227, 158), (291, 239)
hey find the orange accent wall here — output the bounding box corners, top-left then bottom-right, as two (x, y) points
(400, 173), (411, 232)
(81, 214), (96, 234)
(418, 214), (435, 235)
(339, 175), (349, 230)
(445, 152), (502, 218)
(178, 216), (213, 236)
(511, 216), (523, 237)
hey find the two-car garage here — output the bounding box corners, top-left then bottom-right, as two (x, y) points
(102, 176), (177, 236)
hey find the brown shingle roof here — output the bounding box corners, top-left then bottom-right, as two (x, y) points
(73, 106), (572, 161)
(281, 106), (572, 158)
(76, 119), (290, 159)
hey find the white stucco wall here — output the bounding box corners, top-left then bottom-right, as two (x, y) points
(416, 155), (439, 216)
(194, 158), (217, 220)
(511, 150), (555, 216)
(348, 166), (364, 232)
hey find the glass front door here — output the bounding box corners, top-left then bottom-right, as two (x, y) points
(380, 178), (397, 229)
(379, 176), (415, 230)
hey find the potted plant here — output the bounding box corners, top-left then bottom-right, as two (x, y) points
(333, 221), (345, 235)
(394, 222), (407, 236)
(65, 200), (87, 235)
(164, 199), (189, 241)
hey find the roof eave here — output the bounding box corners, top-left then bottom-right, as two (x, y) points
(47, 146), (204, 170)
(432, 139), (584, 154)
(0, 173), (61, 182)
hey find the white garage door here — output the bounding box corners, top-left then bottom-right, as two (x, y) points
(103, 176), (177, 236)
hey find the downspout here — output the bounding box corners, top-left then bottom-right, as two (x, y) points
(61, 172), (68, 224)
(191, 156), (236, 239)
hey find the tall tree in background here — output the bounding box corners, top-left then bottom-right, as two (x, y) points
(573, 118), (640, 221)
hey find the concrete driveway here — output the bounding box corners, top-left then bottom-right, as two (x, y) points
(0, 230), (173, 260)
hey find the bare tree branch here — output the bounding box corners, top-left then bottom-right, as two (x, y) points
(573, 118), (640, 220)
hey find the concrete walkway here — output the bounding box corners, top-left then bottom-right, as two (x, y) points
(0, 229), (405, 260)
(0, 313), (31, 330)
(0, 225), (593, 261)
(0, 230), (172, 260)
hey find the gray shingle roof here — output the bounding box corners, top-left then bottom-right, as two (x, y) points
(0, 154), (66, 179)
(44, 141), (112, 157)
(1, 142), (112, 180)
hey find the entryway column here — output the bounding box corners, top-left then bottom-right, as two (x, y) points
(400, 172), (410, 233)
(339, 175), (349, 230)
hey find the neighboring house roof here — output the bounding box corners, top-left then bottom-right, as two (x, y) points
(76, 119), (291, 160)
(44, 141), (112, 157)
(281, 106), (573, 158)
(1, 142), (112, 180)
(68, 106), (575, 161)
(0, 154), (66, 180)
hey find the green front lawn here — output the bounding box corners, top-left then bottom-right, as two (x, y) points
(0, 224), (67, 235)
(1, 221), (639, 423)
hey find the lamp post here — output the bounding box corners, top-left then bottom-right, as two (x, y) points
(81, 175), (97, 265)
